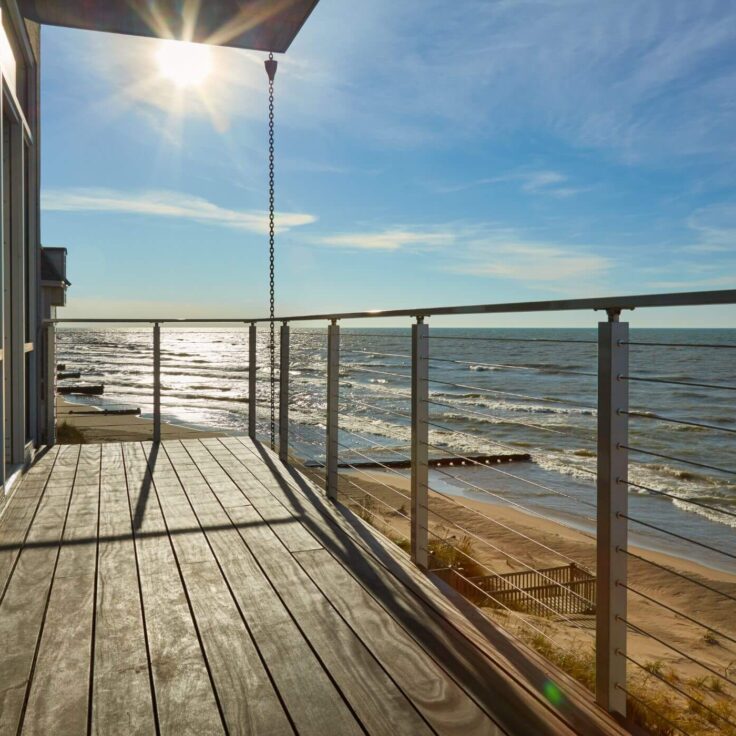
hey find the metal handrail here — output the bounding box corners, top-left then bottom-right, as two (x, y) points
(43, 286), (736, 324)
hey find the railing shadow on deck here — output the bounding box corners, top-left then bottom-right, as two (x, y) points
(0, 515), (303, 553)
(249, 439), (619, 736)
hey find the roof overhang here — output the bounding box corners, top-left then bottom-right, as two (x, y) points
(17, 0), (320, 53)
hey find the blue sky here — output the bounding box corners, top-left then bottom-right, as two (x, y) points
(42, 0), (736, 326)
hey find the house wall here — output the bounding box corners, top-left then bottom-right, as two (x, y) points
(0, 0), (41, 509)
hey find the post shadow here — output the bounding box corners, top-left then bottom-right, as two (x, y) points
(133, 441), (159, 531)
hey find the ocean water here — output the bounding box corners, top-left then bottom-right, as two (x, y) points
(57, 327), (736, 571)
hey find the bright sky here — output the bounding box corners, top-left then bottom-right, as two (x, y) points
(42, 0), (736, 327)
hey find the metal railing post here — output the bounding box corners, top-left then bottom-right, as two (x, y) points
(248, 323), (257, 440)
(596, 313), (629, 717)
(153, 322), (161, 443)
(279, 322), (289, 463)
(45, 322), (56, 446)
(411, 318), (429, 569)
(326, 320), (340, 501)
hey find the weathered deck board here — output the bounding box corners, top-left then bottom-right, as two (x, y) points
(22, 445), (101, 735)
(0, 438), (629, 736)
(166, 441), (364, 736)
(0, 447), (59, 597)
(143, 442), (294, 736)
(92, 443), (156, 736)
(0, 444), (80, 736)
(121, 442), (224, 736)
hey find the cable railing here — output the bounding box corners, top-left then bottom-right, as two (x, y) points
(47, 287), (736, 735)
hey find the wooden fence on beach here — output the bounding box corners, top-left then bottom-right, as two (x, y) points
(434, 562), (596, 618)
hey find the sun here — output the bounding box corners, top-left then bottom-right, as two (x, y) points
(157, 40), (212, 88)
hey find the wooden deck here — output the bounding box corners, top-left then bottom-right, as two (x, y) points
(0, 437), (627, 736)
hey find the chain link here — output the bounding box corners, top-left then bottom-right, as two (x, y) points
(267, 53), (276, 449)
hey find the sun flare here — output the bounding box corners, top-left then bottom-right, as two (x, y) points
(157, 40), (212, 88)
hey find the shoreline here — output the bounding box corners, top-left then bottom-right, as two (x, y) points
(345, 468), (735, 583)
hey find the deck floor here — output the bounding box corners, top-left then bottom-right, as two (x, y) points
(0, 437), (624, 736)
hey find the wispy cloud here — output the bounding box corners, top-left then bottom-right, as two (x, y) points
(519, 170), (566, 193)
(644, 203), (736, 289)
(315, 221), (611, 286)
(434, 169), (588, 198)
(449, 240), (611, 283)
(42, 188), (317, 234)
(680, 202), (736, 253)
(318, 228), (454, 251)
(647, 275), (736, 290)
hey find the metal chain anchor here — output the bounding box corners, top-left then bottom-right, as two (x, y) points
(265, 52), (277, 449)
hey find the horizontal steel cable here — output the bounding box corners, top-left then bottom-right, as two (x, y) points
(333, 491), (565, 646)
(349, 398), (412, 422)
(428, 355), (596, 378)
(619, 513), (736, 561)
(339, 472), (412, 520)
(425, 440), (598, 518)
(299, 466), (326, 487)
(425, 551), (564, 647)
(346, 493), (411, 543)
(620, 649), (736, 729)
(624, 445), (736, 477)
(620, 479), (736, 520)
(426, 418), (598, 484)
(333, 424), (598, 548)
(428, 375), (597, 411)
(424, 416), (534, 456)
(422, 524), (594, 636)
(620, 582), (736, 646)
(344, 365), (411, 381)
(620, 548), (736, 603)
(429, 422), (597, 508)
(336, 425), (412, 462)
(423, 486), (596, 608)
(620, 617), (736, 687)
(429, 397), (588, 440)
(340, 333), (409, 339)
(621, 375), (736, 392)
(341, 348), (412, 360)
(615, 684), (691, 736)
(622, 340), (736, 350)
(335, 440), (410, 484)
(339, 462), (412, 505)
(429, 335), (596, 345)
(287, 428), (326, 458)
(623, 409), (736, 435)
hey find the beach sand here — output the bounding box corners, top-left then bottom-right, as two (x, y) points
(56, 397), (224, 443)
(318, 465), (736, 705)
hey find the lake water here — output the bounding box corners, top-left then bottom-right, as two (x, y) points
(57, 326), (736, 572)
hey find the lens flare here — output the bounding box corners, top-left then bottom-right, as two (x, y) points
(543, 680), (565, 707)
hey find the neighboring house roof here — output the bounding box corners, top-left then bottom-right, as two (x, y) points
(17, 0), (320, 52)
(41, 247), (70, 286)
